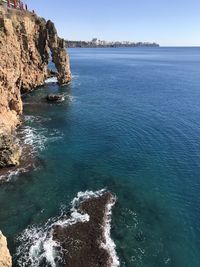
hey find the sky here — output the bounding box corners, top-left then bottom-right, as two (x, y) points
(25, 0), (200, 46)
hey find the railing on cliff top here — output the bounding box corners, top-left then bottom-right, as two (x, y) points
(0, 0), (35, 13)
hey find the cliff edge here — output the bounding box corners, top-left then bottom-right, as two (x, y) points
(0, 5), (71, 168)
(0, 231), (12, 267)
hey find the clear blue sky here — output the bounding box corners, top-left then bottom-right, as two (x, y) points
(25, 0), (200, 46)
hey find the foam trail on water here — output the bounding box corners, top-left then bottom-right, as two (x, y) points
(101, 195), (120, 267)
(19, 126), (47, 152)
(20, 116), (63, 153)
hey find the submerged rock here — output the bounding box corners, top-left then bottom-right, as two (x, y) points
(0, 231), (12, 267)
(53, 191), (119, 267)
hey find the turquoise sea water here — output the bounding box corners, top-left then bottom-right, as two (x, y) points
(0, 47), (200, 266)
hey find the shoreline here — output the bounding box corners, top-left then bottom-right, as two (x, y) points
(67, 46), (160, 49)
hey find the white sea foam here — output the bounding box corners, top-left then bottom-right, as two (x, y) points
(101, 194), (120, 267)
(45, 77), (58, 84)
(24, 115), (51, 124)
(23, 115), (37, 123)
(0, 168), (27, 182)
(1, 116), (64, 182)
(16, 190), (119, 267)
(16, 224), (62, 267)
(19, 125), (47, 153)
(0, 123), (48, 182)
(19, 120), (63, 154)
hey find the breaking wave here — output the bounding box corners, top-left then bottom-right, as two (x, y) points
(101, 195), (120, 267)
(18, 125), (47, 153)
(21, 115), (64, 152)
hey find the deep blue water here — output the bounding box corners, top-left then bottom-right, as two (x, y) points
(1, 47), (200, 266)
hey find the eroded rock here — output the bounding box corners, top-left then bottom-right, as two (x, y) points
(0, 5), (71, 168)
(46, 94), (65, 103)
(0, 231), (12, 267)
(46, 20), (72, 85)
(0, 134), (21, 168)
(53, 191), (119, 267)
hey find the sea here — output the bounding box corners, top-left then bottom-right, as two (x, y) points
(0, 47), (200, 267)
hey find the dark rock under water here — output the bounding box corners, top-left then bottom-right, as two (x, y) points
(53, 191), (118, 267)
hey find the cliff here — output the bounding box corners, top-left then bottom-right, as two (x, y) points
(0, 5), (71, 167)
(0, 231), (12, 267)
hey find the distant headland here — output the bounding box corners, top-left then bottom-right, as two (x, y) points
(65, 38), (159, 48)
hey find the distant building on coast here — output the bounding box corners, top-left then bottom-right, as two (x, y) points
(65, 38), (159, 48)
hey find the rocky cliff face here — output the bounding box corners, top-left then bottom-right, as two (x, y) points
(0, 5), (71, 167)
(0, 231), (12, 267)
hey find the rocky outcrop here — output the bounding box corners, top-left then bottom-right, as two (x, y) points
(0, 231), (12, 267)
(53, 191), (119, 267)
(46, 93), (65, 103)
(46, 20), (71, 85)
(0, 5), (71, 168)
(0, 134), (21, 168)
